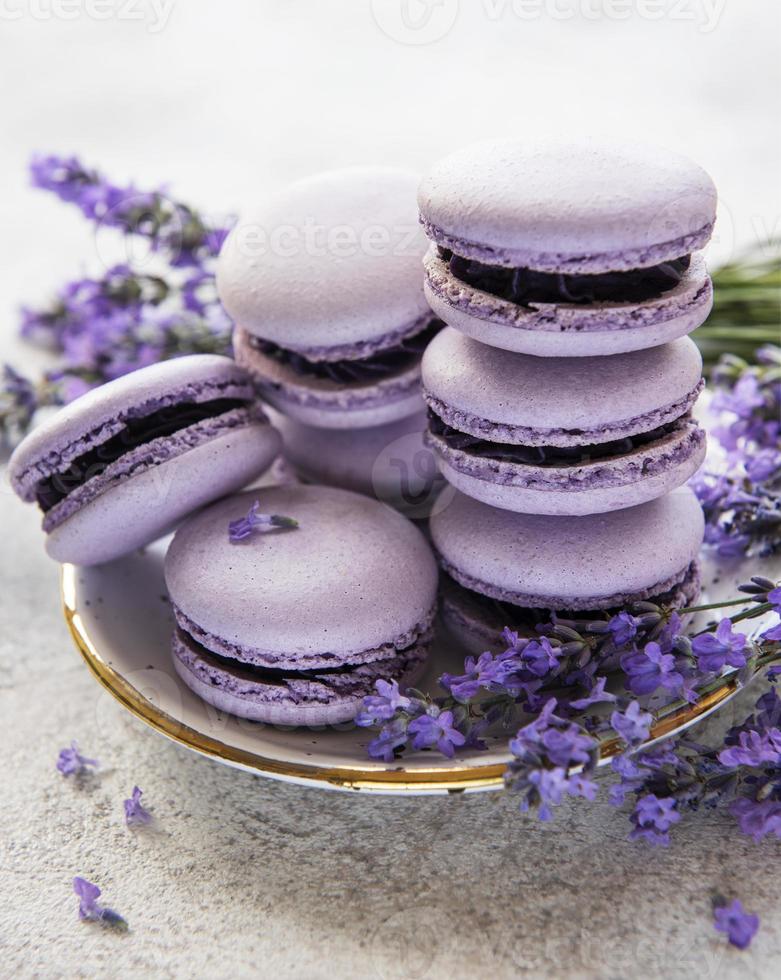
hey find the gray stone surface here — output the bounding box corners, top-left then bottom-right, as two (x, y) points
(2, 483), (780, 979)
(2, 3), (780, 976)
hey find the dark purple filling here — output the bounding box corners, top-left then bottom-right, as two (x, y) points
(442, 566), (697, 632)
(35, 397), (249, 512)
(177, 627), (417, 686)
(437, 246), (691, 305)
(250, 317), (444, 383)
(427, 409), (686, 467)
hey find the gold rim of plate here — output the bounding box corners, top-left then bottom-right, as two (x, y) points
(61, 564), (744, 794)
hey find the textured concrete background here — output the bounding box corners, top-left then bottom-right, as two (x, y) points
(2, 2), (780, 977)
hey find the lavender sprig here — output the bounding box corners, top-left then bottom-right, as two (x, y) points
(30, 154), (229, 267)
(228, 501), (299, 543)
(0, 155), (235, 446)
(359, 576), (781, 839)
(0, 365), (40, 446)
(692, 345), (781, 559)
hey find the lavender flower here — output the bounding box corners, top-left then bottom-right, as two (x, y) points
(355, 679), (414, 726)
(56, 741), (98, 777)
(718, 729), (781, 768)
(729, 798), (781, 842)
(1, 365), (39, 445)
(366, 718), (410, 762)
(123, 786), (152, 827)
(72, 877), (127, 930)
(228, 502), (298, 543)
(31, 153), (228, 267)
(620, 642), (686, 698)
(629, 793), (681, 847)
(610, 701), (653, 746)
(762, 587), (781, 642)
(569, 676), (617, 710)
(694, 347), (781, 559)
(607, 611), (640, 646)
(691, 619), (748, 673)
(408, 708), (466, 758)
(713, 899), (759, 950)
(505, 700), (599, 820)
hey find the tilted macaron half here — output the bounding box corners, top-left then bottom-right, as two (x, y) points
(165, 485), (439, 726)
(268, 407), (446, 518)
(418, 138), (716, 356)
(9, 355), (281, 566)
(422, 328), (706, 516)
(218, 168), (442, 429)
(430, 488), (704, 655)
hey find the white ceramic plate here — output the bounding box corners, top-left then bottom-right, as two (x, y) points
(62, 537), (779, 795)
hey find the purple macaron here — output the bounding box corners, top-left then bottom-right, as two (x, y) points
(418, 138), (716, 357)
(9, 355), (281, 565)
(165, 485), (439, 726)
(217, 168), (442, 429)
(430, 487), (704, 655)
(422, 328), (706, 516)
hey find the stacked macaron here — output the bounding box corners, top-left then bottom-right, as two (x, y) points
(418, 138), (716, 634)
(216, 167), (442, 513)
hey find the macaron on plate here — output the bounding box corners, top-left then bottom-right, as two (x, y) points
(419, 138), (716, 357)
(422, 329), (706, 516)
(9, 355), (281, 565)
(59, 491), (779, 794)
(218, 167), (443, 429)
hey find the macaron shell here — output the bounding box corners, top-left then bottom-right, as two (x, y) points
(422, 328), (703, 439)
(434, 432), (706, 515)
(216, 168), (431, 348)
(429, 487), (704, 609)
(171, 628), (428, 727)
(268, 408), (444, 515)
(164, 485), (439, 664)
(424, 249), (713, 357)
(47, 422), (281, 566)
(418, 138), (717, 273)
(439, 563), (701, 655)
(234, 326), (424, 429)
(10, 355), (253, 499)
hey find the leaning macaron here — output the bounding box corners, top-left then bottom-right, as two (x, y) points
(9, 355), (281, 565)
(418, 138), (716, 356)
(268, 408), (446, 518)
(430, 488), (703, 654)
(218, 168), (442, 428)
(422, 328), (706, 516)
(165, 485), (438, 725)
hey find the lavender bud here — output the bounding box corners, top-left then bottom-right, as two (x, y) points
(551, 625), (583, 643)
(575, 647), (593, 669)
(636, 612), (663, 628)
(584, 621), (611, 634)
(673, 635), (693, 657)
(631, 601), (662, 615)
(559, 641), (586, 658)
